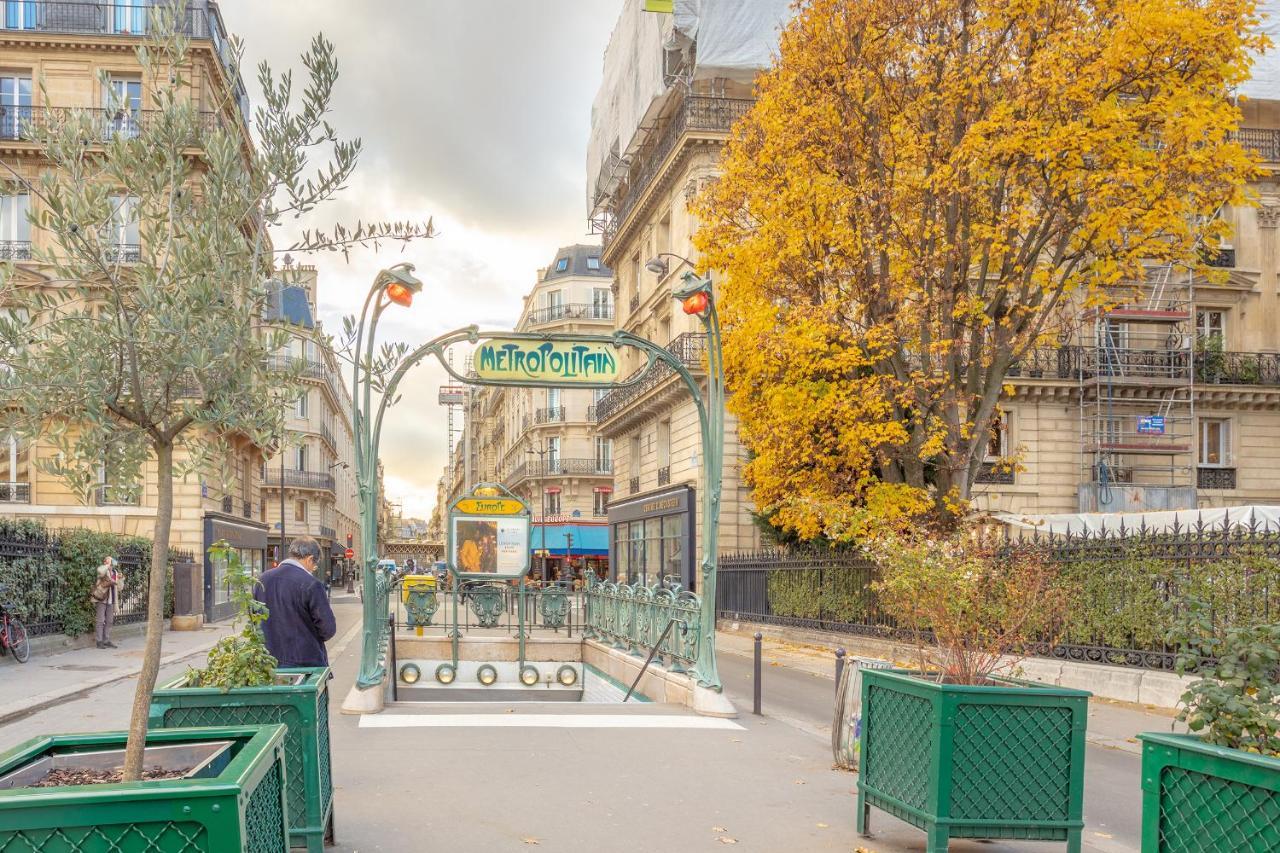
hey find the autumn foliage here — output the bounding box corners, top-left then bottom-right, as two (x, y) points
(694, 0), (1267, 541)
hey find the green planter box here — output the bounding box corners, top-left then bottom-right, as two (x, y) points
(0, 724), (287, 852)
(149, 667), (333, 852)
(857, 669), (1090, 852)
(1139, 732), (1280, 852)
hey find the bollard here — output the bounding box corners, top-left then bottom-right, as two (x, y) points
(753, 632), (763, 716)
(835, 648), (847, 699)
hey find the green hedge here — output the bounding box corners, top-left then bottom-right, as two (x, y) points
(0, 518), (181, 637)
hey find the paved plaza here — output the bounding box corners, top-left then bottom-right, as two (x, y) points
(0, 598), (1180, 852)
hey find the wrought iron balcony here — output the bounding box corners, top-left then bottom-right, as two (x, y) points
(1238, 127), (1280, 162)
(103, 243), (141, 264)
(263, 469), (335, 492)
(629, 294), (640, 314)
(320, 422), (337, 450)
(94, 484), (140, 506)
(0, 482), (30, 503)
(1195, 350), (1280, 386)
(1202, 246), (1236, 268)
(319, 525), (336, 540)
(243, 500), (252, 519)
(629, 476), (640, 494)
(975, 462), (1015, 485)
(604, 95), (754, 245)
(1007, 345), (1280, 388)
(221, 495), (233, 514)
(0, 106), (224, 145)
(526, 302), (614, 326)
(266, 354), (342, 403)
(504, 457), (614, 487)
(658, 466), (671, 486)
(1, 2), (244, 110)
(1197, 467), (1237, 490)
(0, 241), (31, 261)
(593, 333), (708, 423)
(534, 406), (565, 424)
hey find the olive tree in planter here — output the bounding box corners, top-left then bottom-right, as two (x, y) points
(0, 3), (430, 790)
(857, 536), (1088, 853)
(1139, 599), (1280, 851)
(149, 541), (335, 851)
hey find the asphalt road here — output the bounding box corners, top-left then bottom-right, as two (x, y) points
(716, 645), (1143, 853)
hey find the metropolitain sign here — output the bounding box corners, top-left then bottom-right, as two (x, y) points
(474, 339), (621, 384)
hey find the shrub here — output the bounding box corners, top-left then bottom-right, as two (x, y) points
(1168, 597), (1280, 756)
(185, 540), (276, 690)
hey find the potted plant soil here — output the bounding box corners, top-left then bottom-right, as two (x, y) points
(857, 536), (1089, 853)
(148, 542), (334, 851)
(0, 724), (288, 851)
(1138, 598), (1280, 851)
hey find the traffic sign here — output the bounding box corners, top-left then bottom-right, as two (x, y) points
(344, 548), (354, 559)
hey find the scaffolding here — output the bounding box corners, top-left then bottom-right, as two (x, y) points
(1079, 262), (1197, 512)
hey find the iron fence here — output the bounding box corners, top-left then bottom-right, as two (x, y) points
(390, 580), (587, 637)
(0, 526), (191, 637)
(718, 516), (1280, 671)
(584, 577), (703, 675)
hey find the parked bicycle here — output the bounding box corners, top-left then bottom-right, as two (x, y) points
(0, 584), (31, 663)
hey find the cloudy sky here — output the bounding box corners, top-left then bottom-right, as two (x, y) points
(220, 1), (624, 520)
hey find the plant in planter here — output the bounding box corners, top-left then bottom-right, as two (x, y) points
(1138, 598), (1280, 851)
(150, 542), (334, 851)
(857, 536), (1089, 853)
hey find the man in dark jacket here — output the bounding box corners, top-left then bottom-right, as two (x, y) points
(255, 536), (337, 667)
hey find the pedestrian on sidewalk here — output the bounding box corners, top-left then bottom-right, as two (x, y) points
(91, 556), (121, 649)
(254, 536), (337, 668)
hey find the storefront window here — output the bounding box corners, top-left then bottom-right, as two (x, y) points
(210, 546), (264, 606)
(629, 521), (645, 584)
(614, 522), (629, 579)
(662, 515), (683, 585)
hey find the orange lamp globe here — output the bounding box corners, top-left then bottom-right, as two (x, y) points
(385, 281), (415, 307)
(681, 291), (709, 316)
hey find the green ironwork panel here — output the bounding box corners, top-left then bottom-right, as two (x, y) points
(244, 759), (287, 853)
(862, 682), (934, 815)
(950, 703), (1075, 824)
(0, 821), (208, 851)
(1140, 733), (1280, 852)
(148, 669), (331, 850)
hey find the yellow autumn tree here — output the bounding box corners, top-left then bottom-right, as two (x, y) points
(695, 0), (1267, 541)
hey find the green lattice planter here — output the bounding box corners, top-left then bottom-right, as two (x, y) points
(1139, 732), (1280, 852)
(857, 669), (1089, 852)
(149, 667), (333, 852)
(0, 724), (287, 852)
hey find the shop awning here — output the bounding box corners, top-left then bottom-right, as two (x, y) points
(531, 523), (609, 556)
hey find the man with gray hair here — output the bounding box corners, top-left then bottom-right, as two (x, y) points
(254, 536), (337, 668)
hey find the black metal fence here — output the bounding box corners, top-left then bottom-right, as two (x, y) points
(717, 516), (1280, 671)
(0, 526), (192, 637)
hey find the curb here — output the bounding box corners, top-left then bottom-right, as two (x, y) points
(0, 636), (225, 726)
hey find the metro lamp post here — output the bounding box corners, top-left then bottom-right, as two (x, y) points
(341, 262), (423, 715)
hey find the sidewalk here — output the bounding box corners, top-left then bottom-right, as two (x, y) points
(0, 621), (233, 725)
(716, 629), (1183, 756)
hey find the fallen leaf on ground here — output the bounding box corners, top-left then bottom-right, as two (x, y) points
(717, 838), (737, 845)
(712, 827), (728, 833)
(521, 837), (540, 845)
(816, 822), (828, 828)
(794, 779), (806, 785)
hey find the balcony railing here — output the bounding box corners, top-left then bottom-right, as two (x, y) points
(504, 457), (614, 486)
(0, 106), (224, 144)
(0, 482), (30, 503)
(1239, 127), (1280, 162)
(0, 241), (31, 261)
(657, 466), (671, 486)
(1, 2), (244, 112)
(319, 525), (336, 540)
(593, 333), (708, 423)
(1203, 247), (1236, 268)
(267, 355), (342, 403)
(629, 476), (640, 495)
(103, 243), (141, 264)
(263, 469), (335, 492)
(1197, 467), (1237, 490)
(534, 406), (565, 424)
(1006, 345), (1280, 387)
(526, 303), (615, 326)
(629, 294), (640, 314)
(606, 95), (754, 244)
(94, 484), (140, 506)
(221, 495), (233, 514)
(320, 422), (337, 450)
(975, 462), (1016, 485)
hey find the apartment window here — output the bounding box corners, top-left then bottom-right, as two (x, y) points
(555, 257), (569, 273)
(0, 75), (33, 138)
(295, 444), (308, 472)
(595, 436), (612, 472)
(586, 256), (601, 271)
(111, 0), (149, 35)
(593, 487), (610, 517)
(546, 436), (561, 473)
(107, 195), (140, 259)
(547, 387), (561, 412)
(1199, 418), (1230, 467)
(630, 433), (642, 474)
(657, 419), (671, 469)
(985, 413), (1008, 459)
(592, 287), (612, 319)
(106, 77), (143, 138)
(3, 3), (37, 29)
(0, 435), (28, 502)
(295, 389), (308, 418)
(294, 499), (307, 523)
(0, 193), (30, 248)
(1196, 310), (1226, 346)
(545, 289), (564, 319)
(630, 254), (641, 305)
(656, 211), (671, 260)
(545, 488), (561, 517)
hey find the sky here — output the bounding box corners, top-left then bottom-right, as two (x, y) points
(220, 1), (625, 520)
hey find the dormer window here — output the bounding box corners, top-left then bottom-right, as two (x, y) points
(587, 257), (601, 271)
(555, 257), (569, 272)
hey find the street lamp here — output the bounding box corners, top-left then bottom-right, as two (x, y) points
(343, 262), (423, 714)
(525, 441), (549, 584)
(644, 252), (695, 278)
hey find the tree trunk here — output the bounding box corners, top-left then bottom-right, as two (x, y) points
(122, 440), (174, 781)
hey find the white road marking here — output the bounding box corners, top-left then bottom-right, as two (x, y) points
(358, 713), (744, 730)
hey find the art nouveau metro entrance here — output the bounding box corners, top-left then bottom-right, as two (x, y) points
(340, 265), (734, 717)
